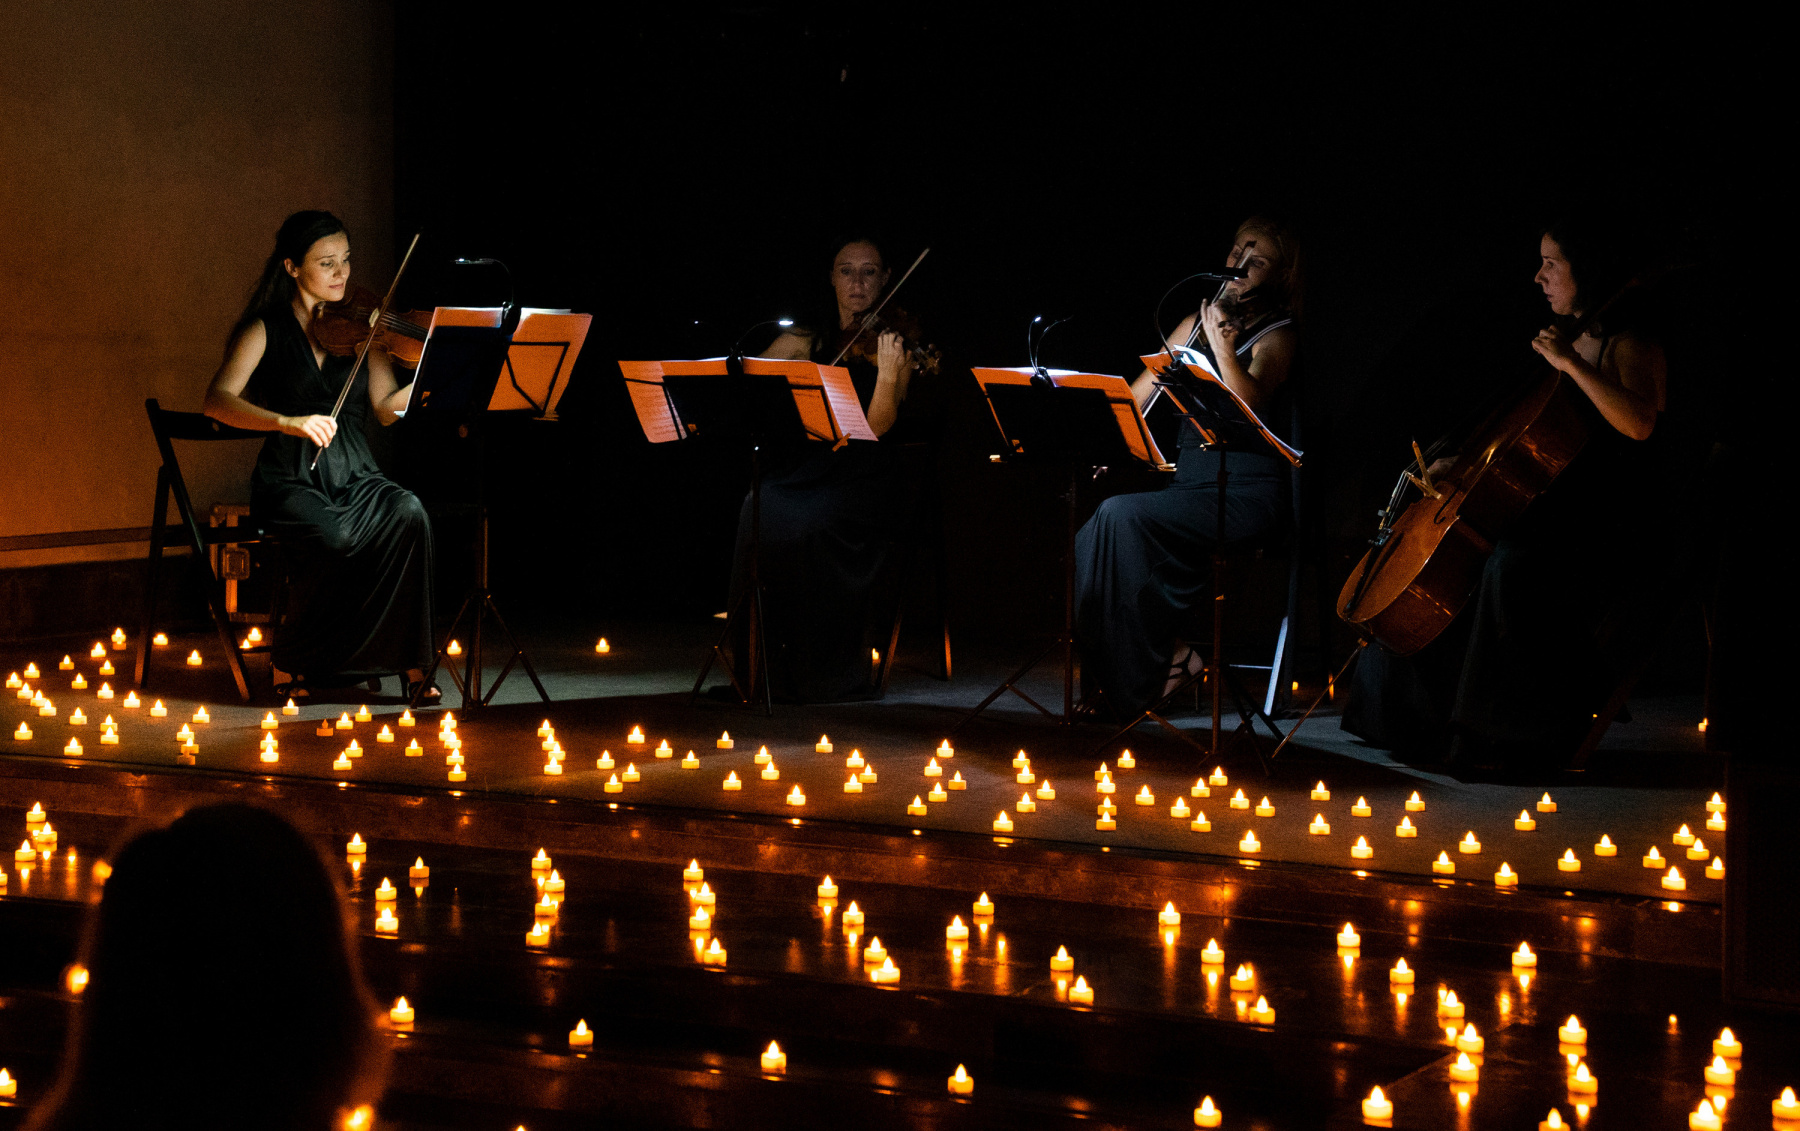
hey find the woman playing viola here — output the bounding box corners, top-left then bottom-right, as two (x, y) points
(1074, 216), (1302, 719)
(203, 210), (436, 699)
(724, 235), (936, 703)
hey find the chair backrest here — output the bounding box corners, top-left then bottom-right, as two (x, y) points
(145, 398), (266, 541)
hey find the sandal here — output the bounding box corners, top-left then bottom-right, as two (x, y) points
(1162, 646), (1205, 698)
(405, 677), (442, 704)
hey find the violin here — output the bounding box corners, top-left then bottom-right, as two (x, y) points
(311, 284), (431, 369)
(834, 303), (943, 376)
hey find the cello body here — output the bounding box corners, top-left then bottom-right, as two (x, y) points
(1337, 373), (1589, 655)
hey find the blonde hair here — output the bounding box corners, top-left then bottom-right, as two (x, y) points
(1235, 216), (1304, 320)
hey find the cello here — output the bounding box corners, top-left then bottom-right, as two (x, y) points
(1334, 281), (1642, 654)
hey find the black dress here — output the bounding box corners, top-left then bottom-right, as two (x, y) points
(246, 309), (434, 682)
(1342, 334), (1668, 767)
(726, 345), (908, 703)
(1074, 316), (1294, 719)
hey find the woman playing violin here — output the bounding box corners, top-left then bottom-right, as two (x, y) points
(1344, 214), (1670, 771)
(1073, 217), (1302, 720)
(203, 210), (436, 699)
(723, 234), (937, 702)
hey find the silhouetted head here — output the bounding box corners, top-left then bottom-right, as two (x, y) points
(28, 804), (384, 1131)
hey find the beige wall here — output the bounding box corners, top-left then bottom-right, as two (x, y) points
(0, 0), (392, 568)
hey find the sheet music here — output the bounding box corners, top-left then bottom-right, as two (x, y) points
(615, 358), (878, 445)
(970, 367), (1167, 467)
(1138, 349), (1303, 466)
(490, 311), (591, 414)
(618, 360), (683, 443)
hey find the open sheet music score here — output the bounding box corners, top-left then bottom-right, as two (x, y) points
(489, 308), (591, 416)
(618, 357), (878, 445)
(971, 367), (1170, 468)
(1138, 347), (1303, 466)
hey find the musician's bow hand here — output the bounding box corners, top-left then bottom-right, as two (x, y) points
(1199, 301), (1239, 356)
(1531, 325), (1580, 371)
(282, 414), (337, 448)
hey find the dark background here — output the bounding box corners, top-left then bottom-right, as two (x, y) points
(386, 5), (1755, 686)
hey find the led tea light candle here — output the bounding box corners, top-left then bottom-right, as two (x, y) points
(1390, 958), (1415, 984)
(1068, 975), (1093, 1004)
(844, 750), (865, 770)
(626, 727), (644, 745)
(1249, 995), (1276, 1023)
(1458, 831), (1481, 854)
(863, 937), (887, 964)
(859, 762), (877, 784)
(14, 841), (35, 863)
(1773, 1088), (1800, 1119)
(1137, 786), (1156, 806)
(691, 882), (714, 906)
(1254, 796), (1275, 817)
(679, 750), (700, 769)
(1229, 789), (1249, 810)
(1687, 838), (1710, 861)
(1311, 781), (1331, 801)
(1170, 797), (1190, 818)
(700, 938), (727, 965)
(948, 770), (965, 790)
(69, 707), (89, 725)
(535, 894), (559, 919)
(948, 1064), (974, 1096)
(407, 857), (429, 883)
(1116, 749), (1136, 768)
(1444, 1051), (1479, 1083)
(1663, 865), (1686, 891)
(845, 776), (864, 794)
(526, 921), (550, 946)
(937, 739), (954, 759)
(3, 674), (16, 690)
(1712, 1027), (1740, 1059)
(445, 639), (462, 656)
(1089, 760), (1108, 778)
(389, 996), (414, 1027)
(652, 739), (672, 760)
(842, 901), (865, 928)
(1673, 824), (1696, 846)
(1050, 946), (1075, 972)
(64, 738), (84, 756)
(26, 804), (44, 825)
(375, 907), (398, 935)
(71, 673), (87, 690)
(1336, 922), (1361, 948)
(1209, 767), (1228, 787)
(96, 683), (113, 700)
(60, 655), (75, 671)
(1351, 836), (1373, 860)
(1494, 863), (1518, 887)
(1515, 810), (1537, 831)
(346, 834), (367, 855)
(1706, 857), (1724, 879)
(316, 720), (335, 737)
(1404, 791), (1426, 813)
(1095, 772), (1113, 794)
(1191, 778), (1211, 798)
(13, 723), (29, 741)
(622, 764), (640, 782)
(907, 796), (927, 816)
(37, 700), (54, 718)
(603, 774), (624, 794)
(1097, 798), (1117, 817)
(112, 628), (127, 649)
(1438, 990), (1464, 1019)
(1558, 1015), (1587, 1044)
(1351, 797), (1372, 817)
(1190, 811), (1212, 832)
(1568, 1061), (1598, 1093)
(870, 956), (900, 984)
(1158, 902), (1182, 927)
(1511, 942), (1538, 967)
(1706, 791), (1725, 813)
(1687, 1098), (1722, 1131)
(1396, 816), (1416, 838)
(596, 751), (614, 770)
(994, 812), (1015, 832)
(1229, 964), (1255, 991)
(1706, 812), (1725, 832)
(760, 762), (779, 781)
(32, 824), (56, 849)
(1306, 814), (1331, 836)
(1017, 793), (1036, 812)
(24, 663), (40, 678)
(812, 734), (833, 754)
(923, 757), (943, 778)
(375, 878), (397, 901)
(946, 916), (969, 942)
(1642, 844), (1668, 868)
(1456, 1023), (1484, 1054)
(688, 906), (711, 931)
(184, 650), (203, 667)
(543, 759), (563, 775)
(1361, 1085), (1393, 1121)
(928, 783), (947, 802)
(403, 739), (423, 757)
(333, 753), (353, 771)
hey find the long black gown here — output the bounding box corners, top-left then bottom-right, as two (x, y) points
(726, 349), (908, 703)
(1342, 333), (1669, 768)
(1074, 316), (1293, 719)
(246, 309), (434, 682)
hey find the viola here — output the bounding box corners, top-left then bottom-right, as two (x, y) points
(311, 284), (431, 369)
(834, 303), (943, 376)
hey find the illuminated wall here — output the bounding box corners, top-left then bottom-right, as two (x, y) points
(0, 1), (392, 569)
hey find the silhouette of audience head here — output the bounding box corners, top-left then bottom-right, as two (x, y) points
(27, 804), (385, 1131)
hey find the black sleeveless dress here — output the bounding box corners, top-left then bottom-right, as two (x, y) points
(1074, 315), (1294, 718)
(1343, 333), (1669, 768)
(245, 310), (434, 681)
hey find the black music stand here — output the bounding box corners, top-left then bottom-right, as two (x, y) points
(956, 377), (1147, 730)
(668, 363), (816, 716)
(403, 316), (554, 711)
(1093, 346), (1302, 765)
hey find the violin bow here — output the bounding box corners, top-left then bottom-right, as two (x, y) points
(309, 231), (422, 470)
(829, 246), (931, 367)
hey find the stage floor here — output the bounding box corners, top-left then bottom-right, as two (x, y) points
(0, 620), (1722, 906)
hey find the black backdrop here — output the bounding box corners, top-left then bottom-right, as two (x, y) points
(387, 6), (1751, 678)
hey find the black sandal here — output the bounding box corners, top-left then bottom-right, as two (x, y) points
(1162, 647), (1204, 698)
(405, 678), (442, 703)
